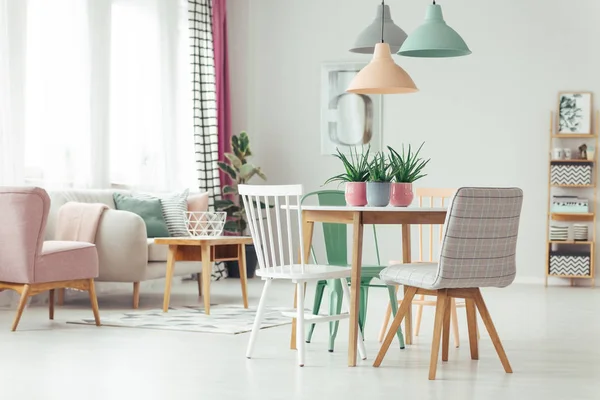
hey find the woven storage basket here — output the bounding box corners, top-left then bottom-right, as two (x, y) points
(550, 162), (593, 185)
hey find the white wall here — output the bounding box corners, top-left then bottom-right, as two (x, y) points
(228, 0), (600, 283)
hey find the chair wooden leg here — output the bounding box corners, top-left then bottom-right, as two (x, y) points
(197, 274), (202, 297)
(289, 282), (306, 350)
(450, 298), (460, 348)
(133, 282), (140, 309)
(465, 298), (479, 360)
(12, 285), (31, 331)
(442, 295), (451, 362)
(473, 289), (512, 373)
(49, 289), (55, 320)
(429, 292), (447, 380)
(414, 294), (425, 336)
(88, 279), (101, 326)
(378, 305), (391, 343)
(57, 288), (65, 306)
(373, 286), (417, 367)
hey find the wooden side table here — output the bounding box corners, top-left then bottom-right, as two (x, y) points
(154, 236), (254, 314)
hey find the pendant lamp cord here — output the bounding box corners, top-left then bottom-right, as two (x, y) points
(380, 0), (385, 43)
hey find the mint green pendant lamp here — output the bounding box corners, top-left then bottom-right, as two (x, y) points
(398, 1), (471, 58)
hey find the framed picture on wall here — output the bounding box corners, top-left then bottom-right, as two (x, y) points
(558, 92), (593, 134)
(320, 62), (382, 155)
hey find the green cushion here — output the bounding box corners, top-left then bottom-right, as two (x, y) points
(113, 193), (170, 238)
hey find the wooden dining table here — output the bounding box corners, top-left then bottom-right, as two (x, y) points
(297, 205), (448, 367)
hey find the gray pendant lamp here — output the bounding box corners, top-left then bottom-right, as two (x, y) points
(349, 2), (407, 54)
(346, 0), (417, 95)
(398, 1), (471, 58)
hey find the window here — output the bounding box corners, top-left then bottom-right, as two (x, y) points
(20, 0), (196, 191)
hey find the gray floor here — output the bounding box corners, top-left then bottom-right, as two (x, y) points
(0, 278), (598, 399)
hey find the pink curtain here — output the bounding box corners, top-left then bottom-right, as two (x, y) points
(212, 0), (232, 190)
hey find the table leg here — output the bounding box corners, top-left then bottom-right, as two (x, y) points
(348, 211), (364, 367)
(238, 244), (249, 308)
(162, 245), (177, 312)
(290, 214), (314, 350)
(201, 245), (212, 315)
(402, 224), (412, 345)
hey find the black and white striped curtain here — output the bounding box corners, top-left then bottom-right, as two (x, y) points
(188, 0), (220, 208)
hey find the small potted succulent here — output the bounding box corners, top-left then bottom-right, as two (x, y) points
(366, 151), (394, 206)
(324, 146), (370, 206)
(388, 143), (430, 207)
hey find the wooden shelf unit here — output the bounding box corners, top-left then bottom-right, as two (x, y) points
(546, 109), (598, 286)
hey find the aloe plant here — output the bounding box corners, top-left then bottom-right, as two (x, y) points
(215, 132), (266, 234)
(368, 151), (394, 182)
(388, 143), (430, 183)
(324, 146), (370, 185)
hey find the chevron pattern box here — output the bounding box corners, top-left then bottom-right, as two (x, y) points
(550, 162), (593, 185)
(549, 254), (591, 276)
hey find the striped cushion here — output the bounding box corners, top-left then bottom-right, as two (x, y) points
(132, 190), (190, 237)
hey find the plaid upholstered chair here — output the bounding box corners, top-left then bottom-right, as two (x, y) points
(374, 187), (523, 380)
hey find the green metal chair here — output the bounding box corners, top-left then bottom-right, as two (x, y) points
(302, 190), (404, 352)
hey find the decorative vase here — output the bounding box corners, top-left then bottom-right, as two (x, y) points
(345, 182), (367, 206)
(390, 182), (414, 207)
(366, 182), (391, 207)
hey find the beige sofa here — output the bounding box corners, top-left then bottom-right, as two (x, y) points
(46, 189), (202, 308)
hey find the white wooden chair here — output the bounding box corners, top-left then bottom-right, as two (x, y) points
(240, 184), (366, 367)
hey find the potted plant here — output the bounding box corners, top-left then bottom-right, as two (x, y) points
(388, 143), (430, 207)
(366, 151), (394, 206)
(324, 146), (370, 206)
(215, 131), (266, 278)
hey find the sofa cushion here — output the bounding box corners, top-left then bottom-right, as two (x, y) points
(113, 193), (170, 238)
(133, 190), (190, 237)
(187, 192), (209, 212)
(36, 241), (99, 283)
(147, 239), (169, 262)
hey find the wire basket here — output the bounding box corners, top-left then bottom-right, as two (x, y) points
(184, 212), (227, 237)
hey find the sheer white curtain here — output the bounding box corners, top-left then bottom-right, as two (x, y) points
(0, 0), (196, 191)
(0, 0), (25, 185)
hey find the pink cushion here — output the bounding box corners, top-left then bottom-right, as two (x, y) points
(187, 192), (209, 212)
(35, 241), (99, 283)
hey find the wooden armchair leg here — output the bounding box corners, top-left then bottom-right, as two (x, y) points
(88, 279), (101, 326)
(133, 282), (140, 309)
(12, 285), (31, 332)
(49, 289), (55, 320)
(473, 289), (511, 373)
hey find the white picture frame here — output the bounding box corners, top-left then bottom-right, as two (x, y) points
(320, 62), (383, 155)
(558, 92), (593, 134)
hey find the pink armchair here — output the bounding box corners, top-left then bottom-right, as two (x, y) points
(0, 187), (101, 331)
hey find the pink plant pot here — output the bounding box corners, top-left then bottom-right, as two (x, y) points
(345, 182), (367, 206)
(390, 182), (414, 207)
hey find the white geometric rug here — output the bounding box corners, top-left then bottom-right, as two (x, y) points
(67, 305), (291, 335)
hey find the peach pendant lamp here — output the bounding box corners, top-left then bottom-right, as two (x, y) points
(347, 0), (418, 95)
